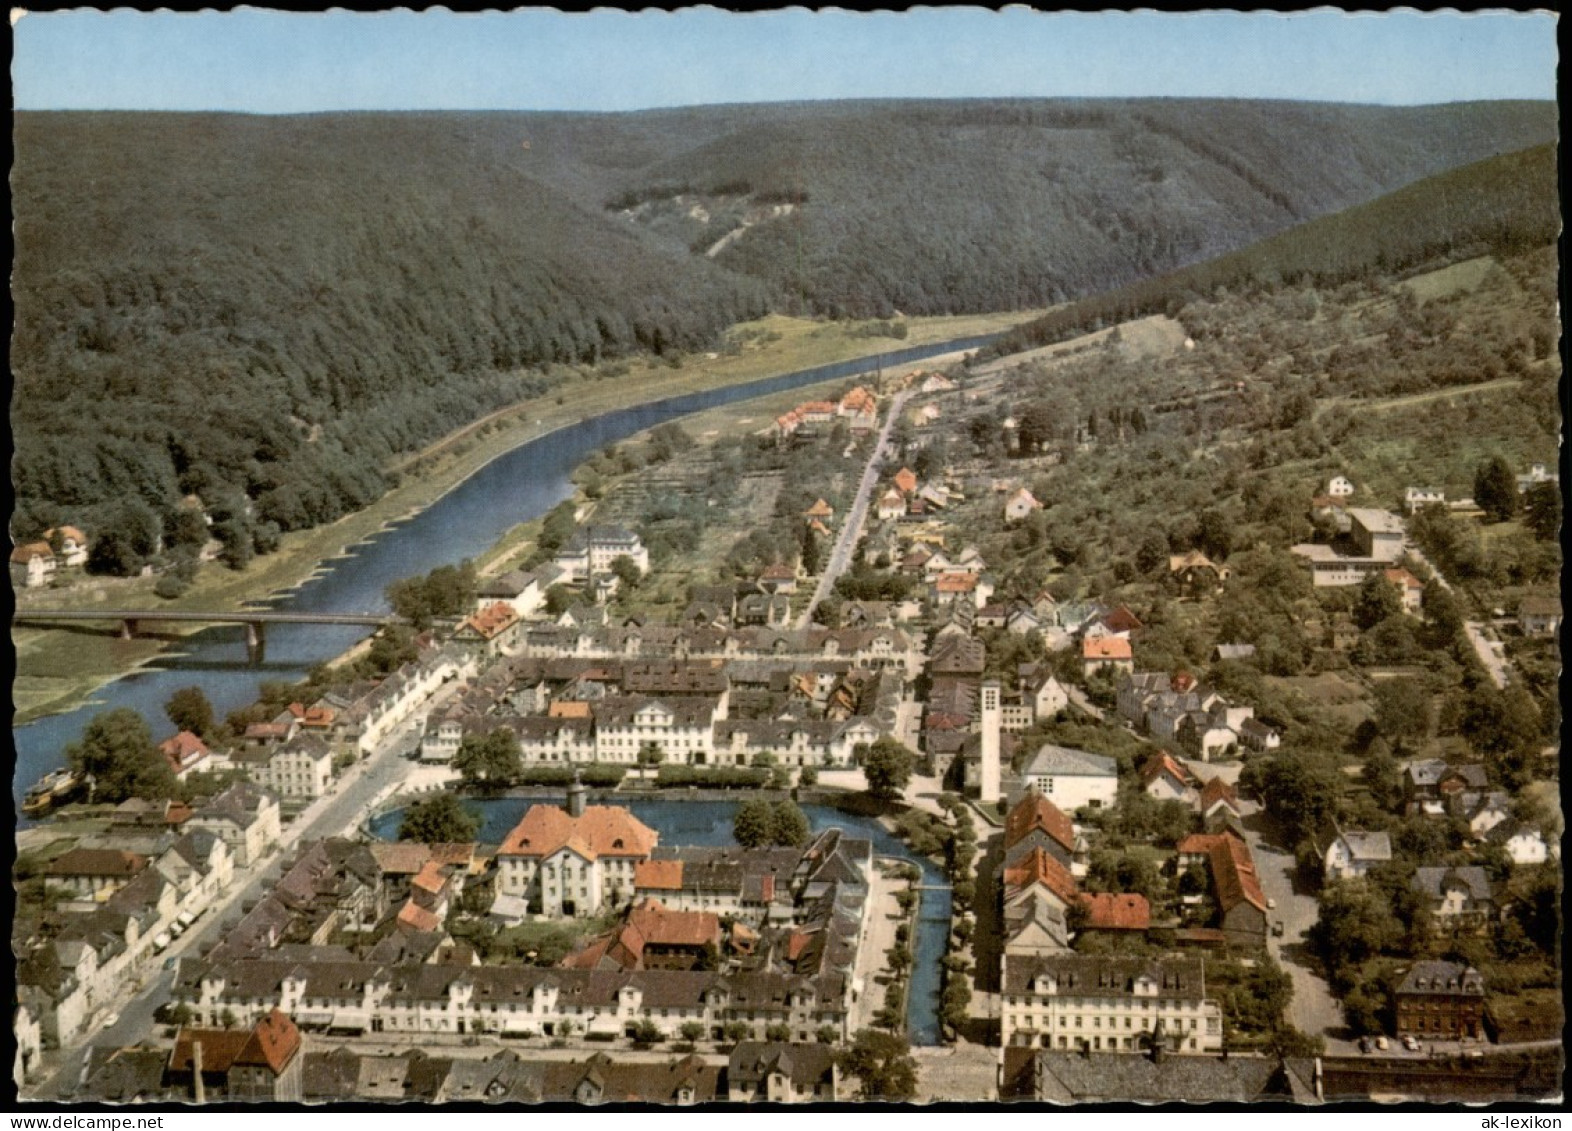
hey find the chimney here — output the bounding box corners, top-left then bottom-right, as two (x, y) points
(979, 680), (1002, 803)
(193, 1039), (205, 1105)
(567, 770), (587, 819)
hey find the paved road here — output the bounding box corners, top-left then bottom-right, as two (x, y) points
(1212, 783), (1345, 1043)
(800, 390), (912, 627)
(32, 680), (466, 1100)
(1407, 544), (1509, 689)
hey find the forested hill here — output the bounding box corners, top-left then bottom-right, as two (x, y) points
(986, 141), (1563, 357)
(585, 99), (1557, 315)
(11, 99), (1556, 553)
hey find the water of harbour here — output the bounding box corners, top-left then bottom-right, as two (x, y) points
(12, 334), (999, 816)
(369, 796), (951, 1045)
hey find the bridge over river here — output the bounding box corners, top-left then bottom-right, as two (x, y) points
(11, 608), (440, 662)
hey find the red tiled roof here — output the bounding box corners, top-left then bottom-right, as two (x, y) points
(412, 860), (448, 895)
(803, 499), (834, 518)
(498, 804), (658, 861)
(548, 701), (592, 719)
(1139, 751), (1196, 790)
(1383, 567), (1423, 590)
(627, 899), (719, 948)
(1199, 776), (1240, 813)
(634, 859), (684, 890)
(1101, 605), (1144, 634)
(1206, 835), (1267, 915)
(894, 468), (918, 494)
(1082, 637), (1132, 661)
(462, 602), (520, 640)
(159, 730), (211, 770)
(171, 1009), (299, 1078)
(1078, 892), (1151, 931)
(1005, 790), (1076, 854)
(9, 541), (53, 564)
(397, 900), (444, 933)
(1004, 847), (1080, 905)
(935, 572), (978, 593)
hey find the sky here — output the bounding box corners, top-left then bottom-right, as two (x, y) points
(11, 7), (1560, 113)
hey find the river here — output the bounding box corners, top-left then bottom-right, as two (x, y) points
(368, 796), (952, 1045)
(12, 334), (999, 815)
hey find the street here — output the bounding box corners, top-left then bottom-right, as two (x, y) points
(31, 677), (468, 1100)
(800, 389), (912, 627)
(1181, 757), (1347, 1046)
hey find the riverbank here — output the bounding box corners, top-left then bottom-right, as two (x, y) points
(14, 309), (1034, 725)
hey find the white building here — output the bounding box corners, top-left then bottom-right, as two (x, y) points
(553, 526), (649, 584)
(1323, 828), (1392, 882)
(1002, 955), (1223, 1054)
(1020, 745), (1118, 812)
(495, 788), (658, 918)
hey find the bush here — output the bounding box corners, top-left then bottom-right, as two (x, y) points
(512, 765), (627, 787)
(154, 573), (192, 600)
(656, 764), (770, 789)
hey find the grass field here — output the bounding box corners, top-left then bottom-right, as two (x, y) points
(13, 309), (1034, 725)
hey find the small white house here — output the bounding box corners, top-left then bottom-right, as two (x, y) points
(1324, 828), (1392, 882)
(1327, 475), (1355, 498)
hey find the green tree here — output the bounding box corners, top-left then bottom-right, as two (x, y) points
(1353, 572), (1402, 630)
(765, 1022), (794, 1042)
(799, 764), (818, 788)
(837, 1029), (918, 1100)
(87, 501), (162, 577)
(816, 1025), (840, 1045)
(543, 584), (574, 617)
(398, 793), (480, 843)
(770, 800), (811, 847)
(1371, 677), (1430, 748)
(859, 737), (915, 801)
(723, 1021), (750, 1044)
(610, 554), (642, 588)
(1309, 880), (1403, 987)
(679, 1020), (706, 1044)
(1473, 456), (1519, 523)
(733, 799), (776, 847)
(1258, 756), (1341, 847)
(453, 727), (522, 793)
(630, 1018), (663, 1047)
(1522, 480), (1561, 540)
(164, 686), (215, 738)
(65, 708), (177, 803)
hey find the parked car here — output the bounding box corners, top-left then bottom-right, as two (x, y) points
(1359, 1037), (1371, 1054)
(1375, 1037), (1390, 1051)
(1266, 898), (1277, 910)
(101, 1012), (120, 1029)
(1272, 920), (1285, 937)
(1403, 1036), (1421, 1051)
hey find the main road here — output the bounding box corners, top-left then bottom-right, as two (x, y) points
(30, 677), (467, 1100)
(800, 389), (912, 627)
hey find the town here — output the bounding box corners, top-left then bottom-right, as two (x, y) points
(15, 265), (1562, 1103)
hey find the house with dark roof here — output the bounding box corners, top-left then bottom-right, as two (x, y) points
(44, 848), (150, 903)
(1001, 955), (1223, 1054)
(1006, 1045), (1320, 1104)
(1394, 962), (1485, 1040)
(726, 1042), (840, 1103)
(1411, 867), (1496, 931)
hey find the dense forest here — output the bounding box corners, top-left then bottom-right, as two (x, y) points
(12, 99), (1556, 558)
(984, 142), (1561, 359)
